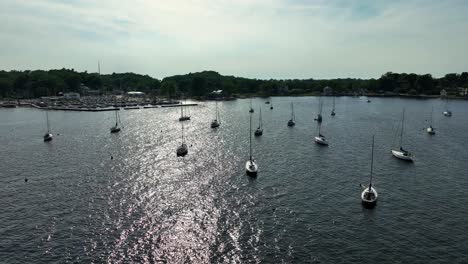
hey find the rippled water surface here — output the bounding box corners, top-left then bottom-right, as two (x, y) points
(1, 97), (468, 263)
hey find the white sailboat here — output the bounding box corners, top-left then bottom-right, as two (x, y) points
(176, 121), (188, 156)
(211, 101), (220, 128)
(361, 135), (378, 208)
(110, 110), (121, 133)
(255, 108), (263, 136)
(331, 96), (336, 116)
(314, 120), (328, 146)
(315, 97), (323, 122)
(179, 97), (190, 121)
(245, 111), (258, 176)
(391, 109), (413, 161)
(43, 109), (53, 142)
(287, 102), (296, 126)
(427, 106), (435, 135)
(443, 98), (452, 116)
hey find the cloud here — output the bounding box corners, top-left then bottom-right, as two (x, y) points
(0, 0), (467, 79)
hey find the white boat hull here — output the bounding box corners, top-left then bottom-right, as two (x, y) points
(314, 136), (328, 145)
(443, 111), (452, 117)
(245, 160), (258, 176)
(361, 186), (378, 208)
(43, 133), (53, 142)
(391, 149), (413, 161)
(427, 127), (435, 134)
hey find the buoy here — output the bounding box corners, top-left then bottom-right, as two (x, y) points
(24, 178), (28, 182)
(111, 156), (113, 160)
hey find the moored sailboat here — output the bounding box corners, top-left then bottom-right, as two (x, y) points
(246, 111), (258, 176)
(110, 110), (121, 133)
(255, 108), (263, 136)
(361, 135), (378, 208)
(211, 101), (220, 128)
(43, 109), (53, 142)
(427, 106), (435, 135)
(331, 96), (336, 116)
(287, 102), (296, 126)
(176, 122), (188, 156)
(392, 109), (413, 161)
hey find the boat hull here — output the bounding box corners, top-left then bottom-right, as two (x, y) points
(287, 120), (295, 127)
(110, 127), (121, 133)
(179, 116), (191, 121)
(443, 111), (452, 117)
(245, 160), (258, 176)
(427, 127), (435, 135)
(177, 144), (188, 156)
(391, 150), (413, 161)
(314, 136), (328, 146)
(43, 133), (53, 142)
(211, 121), (220, 128)
(361, 187), (378, 208)
(254, 129), (263, 136)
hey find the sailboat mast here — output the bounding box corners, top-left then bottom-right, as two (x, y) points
(249, 112), (253, 161)
(259, 108), (262, 128)
(369, 135), (375, 188)
(430, 106), (434, 125)
(181, 121), (185, 144)
(332, 97), (335, 111)
(115, 110), (118, 126)
(46, 110), (50, 133)
(400, 109), (405, 147)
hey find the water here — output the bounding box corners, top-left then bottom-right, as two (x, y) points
(1, 97), (468, 263)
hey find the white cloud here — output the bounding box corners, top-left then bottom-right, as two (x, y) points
(0, 0), (467, 79)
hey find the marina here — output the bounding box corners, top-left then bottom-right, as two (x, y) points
(1, 96), (467, 263)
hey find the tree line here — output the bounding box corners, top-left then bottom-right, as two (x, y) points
(1, 68), (467, 99)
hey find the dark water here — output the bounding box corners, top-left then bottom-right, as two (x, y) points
(1, 97), (468, 263)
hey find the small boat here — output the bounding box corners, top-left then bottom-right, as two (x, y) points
(265, 101), (270, 104)
(361, 136), (378, 208)
(211, 101), (220, 128)
(331, 96), (336, 116)
(246, 111), (258, 176)
(392, 109), (413, 161)
(179, 97), (191, 121)
(314, 121), (328, 146)
(254, 108), (263, 136)
(287, 102), (295, 126)
(270, 102), (273, 110)
(176, 122), (188, 156)
(367, 99), (371, 103)
(315, 97), (323, 122)
(427, 107), (435, 135)
(43, 110), (53, 142)
(443, 98), (452, 116)
(110, 110), (121, 133)
(249, 98), (254, 113)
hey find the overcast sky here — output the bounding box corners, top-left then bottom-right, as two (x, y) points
(1, 0), (467, 79)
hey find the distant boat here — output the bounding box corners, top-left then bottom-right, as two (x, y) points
(361, 135), (378, 209)
(392, 109), (413, 161)
(255, 108), (263, 136)
(287, 102), (295, 126)
(265, 101), (270, 104)
(367, 99), (371, 103)
(211, 101), (220, 128)
(176, 121), (188, 156)
(427, 106), (435, 135)
(246, 111), (258, 176)
(331, 96), (336, 116)
(43, 109), (53, 142)
(443, 98), (452, 116)
(249, 98), (254, 113)
(314, 119), (328, 146)
(270, 101), (273, 110)
(110, 110), (121, 133)
(315, 97), (323, 123)
(179, 98), (191, 121)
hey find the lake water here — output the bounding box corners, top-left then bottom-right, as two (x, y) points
(1, 97), (468, 263)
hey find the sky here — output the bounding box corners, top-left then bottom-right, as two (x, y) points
(0, 0), (467, 79)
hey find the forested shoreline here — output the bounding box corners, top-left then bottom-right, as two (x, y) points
(1, 69), (467, 99)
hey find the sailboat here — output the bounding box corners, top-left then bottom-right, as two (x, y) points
(361, 135), (378, 208)
(176, 121), (188, 156)
(443, 98), (452, 116)
(427, 107), (435, 135)
(255, 108), (263, 136)
(179, 97), (190, 121)
(43, 109), (53, 142)
(315, 97), (323, 122)
(211, 101), (220, 128)
(249, 98), (254, 113)
(287, 102), (295, 126)
(245, 112), (258, 176)
(391, 109), (413, 161)
(330, 97), (336, 116)
(314, 120), (328, 146)
(110, 110), (121, 133)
